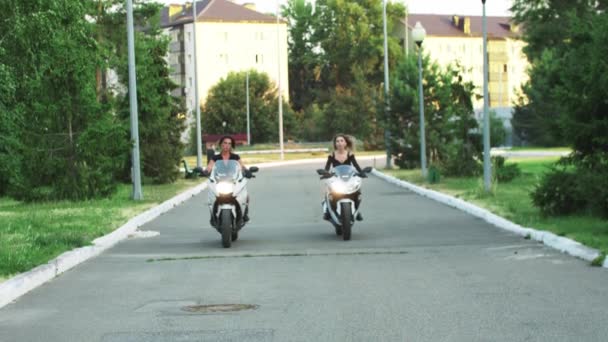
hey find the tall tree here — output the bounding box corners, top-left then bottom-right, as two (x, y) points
(202, 71), (295, 144)
(0, 0), (129, 201)
(514, 1), (608, 217)
(510, 0), (605, 62)
(320, 68), (382, 145)
(510, 0), (606, 146)
(555, 13), (608, 161)
(389, 54), (481, 175)
(283, 0), (405, 144)
(282, 0), (319, 112)
(114, 3), (187, 184)
(313, 0), (404, 89)
(0, 51), (23, 196)
(511, 50), (564, 146)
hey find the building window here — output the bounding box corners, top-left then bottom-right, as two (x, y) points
(254, 32), (265, 40)
(187, 32), (191, 42)
(220, 32), (228, 41)
(189, 77), (192, 87)
(219, 53), (229, 64)
(188, 54), (192, 64)
(255, 54), (264, 64)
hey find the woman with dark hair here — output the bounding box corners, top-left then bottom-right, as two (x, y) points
(206, 135), (252, 221)
(322, 133), (365, 221)
(206, 135), (247, 171)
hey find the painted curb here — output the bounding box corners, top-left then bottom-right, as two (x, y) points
(0, 182), (208, 309)
(372, 169), (606, 268)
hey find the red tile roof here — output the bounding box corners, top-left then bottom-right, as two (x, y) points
(162, 0), (279, 27)
(405, 14), (521, 39)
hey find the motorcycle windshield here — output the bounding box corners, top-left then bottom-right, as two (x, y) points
(332, 165), (356, 181)
(211, 160), (240, 181)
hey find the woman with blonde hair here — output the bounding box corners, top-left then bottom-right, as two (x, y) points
(322, 133), (365, 221)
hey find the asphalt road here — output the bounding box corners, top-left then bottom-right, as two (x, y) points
(1, 159), (607, 342)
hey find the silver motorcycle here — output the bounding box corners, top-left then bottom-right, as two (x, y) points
(205, 160), (258, 248)
(317, 165), (372, 240)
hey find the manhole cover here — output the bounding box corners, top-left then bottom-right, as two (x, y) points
(181, 304), (258, 313)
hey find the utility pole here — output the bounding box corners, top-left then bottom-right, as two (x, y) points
(246, 71), (251, 145)
(192, 0), (203, 168)
(383, 0), (392, 168)
(482, 0), (491, 191)
(126, 0), (142, 200)
(276, 0), (285, 160)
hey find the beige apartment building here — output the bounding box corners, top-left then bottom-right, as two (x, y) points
(397, 14), (528, 110)
(161, 0), (289, 139)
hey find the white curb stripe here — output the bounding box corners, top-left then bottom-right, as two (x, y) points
(372, 169), (605, 268)
(0, 182), (208, 309)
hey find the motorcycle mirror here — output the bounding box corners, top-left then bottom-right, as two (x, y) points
(249, 166), (259, 173)
(362, 166), (373, 173)
(316, 169), (327, 175)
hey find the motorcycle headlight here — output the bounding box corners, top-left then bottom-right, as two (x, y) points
(330, 182), (347, 194)
(216, 182), (234, 195)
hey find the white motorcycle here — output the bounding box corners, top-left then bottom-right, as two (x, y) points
(205, 160), (258, 248)
(317, 165), (372, 240)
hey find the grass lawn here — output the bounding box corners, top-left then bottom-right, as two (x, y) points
(382, 156), (608, 258)
(0, 178), (205, 279)
(503, 146), (572, 153)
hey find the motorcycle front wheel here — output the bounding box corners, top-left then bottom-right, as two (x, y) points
(220, 209), (232, 248)
(340, 202), (352, 241)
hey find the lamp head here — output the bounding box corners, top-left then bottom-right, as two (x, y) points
(412, 21), (426, 46)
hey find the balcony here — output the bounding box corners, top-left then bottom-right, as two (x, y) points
(170, 63), (185, 75)
(169, 41), (184, 53)
(171, 87), (186, 98)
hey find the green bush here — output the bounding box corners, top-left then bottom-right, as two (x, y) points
(576, 164), (608, 218)
(492, 156), (521, 182)
(531, 154), (608, 218)
(427, 165), (441, 184)
(440, 138), (482, 177)
(490, 111), (507, 147)
(531, 168), (584, 216)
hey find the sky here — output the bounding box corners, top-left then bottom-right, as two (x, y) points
(157, 0), (513, 17)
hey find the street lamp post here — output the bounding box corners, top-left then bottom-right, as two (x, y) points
(276, 0), (285, 160)
(404, 0), (409, 57)
(192, 0), (203, 168)
(482, 0), (491, 191)
(383, 0), (392, 168)
(246, 71), (251, 145)
(126, 0), (142, 200)
(412, 22), (427, 178)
